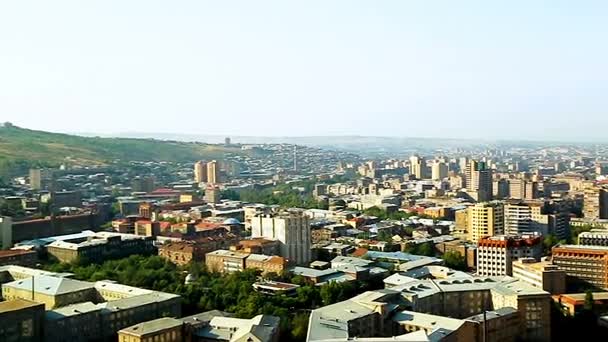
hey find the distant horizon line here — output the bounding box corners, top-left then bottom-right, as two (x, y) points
(72, 130), (608, 145)
(3, 123), (606, 145)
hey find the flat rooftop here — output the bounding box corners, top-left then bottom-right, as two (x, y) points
(0, 299), (43, 313)
(119, 317), (183, 337)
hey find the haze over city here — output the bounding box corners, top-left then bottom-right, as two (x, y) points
(2, 1), (607, 141)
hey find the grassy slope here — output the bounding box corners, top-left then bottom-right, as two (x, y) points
(0, 125), (247, 177)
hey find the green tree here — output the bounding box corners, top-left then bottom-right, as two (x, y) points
(442, 251), (467, 271)
(584, 290), (594, 312)
(290, 313), (310, 342)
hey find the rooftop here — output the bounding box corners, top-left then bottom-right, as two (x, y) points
(0, 299), (43, 313)
(119, 317), (183, 337)
(2, 275), (94, 296)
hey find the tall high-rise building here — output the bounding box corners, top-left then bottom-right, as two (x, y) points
(493, 178), (510, 199)
(204, 184), (221, 204)
(431, 161), (448, 180)
(509, 179), (539, 200)
(477, 235), (542, 276)
(251, 209), (311, 265)
(458, 157), (469, 174)
(583, 187), (608, 220)
(467, 202), (504, 243)
(29, 169), (41, 190)
(410, 156), (429, 179)
(466, 160), (493, 202)
(193, 161), (207, 184)
(207, 160), (220, 184)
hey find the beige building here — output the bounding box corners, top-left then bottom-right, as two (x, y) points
(28, 169), (42, 190)
(583, 187), (608, 220)
(206, 250), (248, 273)
(512, 258), (566, 294)
(1, 275), (96, 309)
(431, 161), (448, 181)
(551, 244), (608, 289)
(467, 202), (504, 243)
(508, 179), (538, 200)
(118, 317), (184, 342)
(194, 161), (207, 184)
(251, 209), (311, 265)
(207, 160), (220, 184)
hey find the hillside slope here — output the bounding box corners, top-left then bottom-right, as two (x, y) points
(0, 124), (248, 178)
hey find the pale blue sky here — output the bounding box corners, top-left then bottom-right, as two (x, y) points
(1, 1), (607, 140)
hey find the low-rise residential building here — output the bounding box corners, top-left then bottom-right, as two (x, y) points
(512, 258), (566, 294)
(206, 250), (249, 273)
(245, 254), (287, 275)
(158, 241), (208, 266)
(205, 250), (287, 275)
(551, 244), (608, 289)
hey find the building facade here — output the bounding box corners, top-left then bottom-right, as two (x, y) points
(477, 235), (542, 277)
(512, 258), (566, 294)
(467, 202), (504, 243)
(551, 244), (608, 289)
(251, 210), (311, 264)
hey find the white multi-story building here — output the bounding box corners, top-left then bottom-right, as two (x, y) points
(477, 235), (542, 277)
(251, 209), (311, 265)
(512, 258), (566, 294)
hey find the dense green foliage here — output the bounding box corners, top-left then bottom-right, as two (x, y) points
(0, 201), (26, 217)
(543, 234), (567, 255)
(363, 206), (414, 220)
(402, 241), (435, 257)
(569, 224), (593, 244)
(441, 251), (467, 271)
(43, 255), (380, 341)
(223, 182), (328, 209)
(0, 125), (253, 178)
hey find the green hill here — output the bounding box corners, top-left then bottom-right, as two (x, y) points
(0, 124), (251, 179)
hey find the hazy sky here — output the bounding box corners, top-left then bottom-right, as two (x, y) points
(1, 1), (607, 140)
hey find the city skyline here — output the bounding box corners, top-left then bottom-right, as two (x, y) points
(2, 1), (607, 140)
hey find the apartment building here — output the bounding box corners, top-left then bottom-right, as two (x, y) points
(583, 187), (608, 220)
(551, 244), (608, 289)
(477, 235), (542, 277)
(251, 209), (311, 264)
(467, 202), (504, 243)
(503, 201), (569, 239)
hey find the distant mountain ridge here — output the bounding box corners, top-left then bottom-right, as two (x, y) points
(0, 125), (254, 178)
